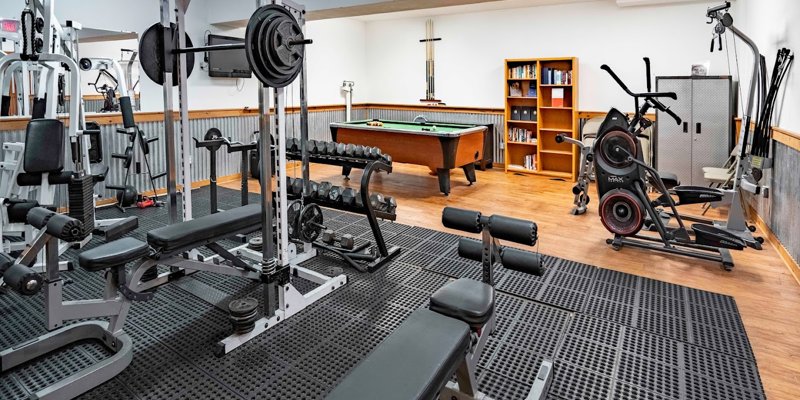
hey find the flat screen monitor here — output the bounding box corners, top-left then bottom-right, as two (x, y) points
(207, 34), (252, 79)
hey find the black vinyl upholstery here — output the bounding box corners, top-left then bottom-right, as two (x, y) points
(23, 119), (65, 174)
(326, 308), (470, 400)
(430, 278), (495, 328)
(78, 237), (150, 272)
(147, 204), (261, 255)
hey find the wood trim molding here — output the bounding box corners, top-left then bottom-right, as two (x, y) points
(358, 103), (504, 114)
(772, 126), (800, 152)
(578, 110), (656, 120)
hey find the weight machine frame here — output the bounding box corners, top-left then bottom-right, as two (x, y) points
(155, 0), (346, 356)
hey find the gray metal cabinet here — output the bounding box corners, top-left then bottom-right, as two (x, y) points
(654, 76), (735, 186)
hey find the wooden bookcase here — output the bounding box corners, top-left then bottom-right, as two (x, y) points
(504, 57), (579, 181)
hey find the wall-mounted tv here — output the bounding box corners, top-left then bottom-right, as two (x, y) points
(207, 34), (252, 79)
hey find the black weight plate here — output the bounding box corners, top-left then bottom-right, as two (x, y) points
(205, 127), (222, 141)
(298, 203), (324, 242)
(287, 200), (302, 238)
(139, 22), (195, 86)
(245, 5), (304, 88)
(229, 298), (258, 315)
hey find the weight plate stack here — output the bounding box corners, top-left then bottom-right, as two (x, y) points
(67, 175), (95, 239)
(246, 5), (306, 88)
(228, 298), (259, 335)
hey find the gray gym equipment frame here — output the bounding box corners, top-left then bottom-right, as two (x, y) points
(555, 134), (592, 216)
(0, 212), (133, 400)
(153, 0), (345, 355)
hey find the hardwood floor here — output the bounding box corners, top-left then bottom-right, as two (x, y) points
(223, 162), (800, 400)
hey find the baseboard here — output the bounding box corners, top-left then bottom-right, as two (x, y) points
(750, 206), (800, 286)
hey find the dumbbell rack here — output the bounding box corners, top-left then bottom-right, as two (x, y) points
(287, 159), (401, 272)
(106, 127), (166, 211)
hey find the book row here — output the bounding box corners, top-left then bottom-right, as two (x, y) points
(541, 68), (573, 85)
(508, 127), (537, 144)
(508, 64), (536, 79)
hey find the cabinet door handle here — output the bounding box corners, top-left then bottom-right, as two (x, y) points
(696, 122), (702, 134)
(683, 122), (688, 133)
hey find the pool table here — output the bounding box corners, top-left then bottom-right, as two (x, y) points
(330, 119), (486, 195)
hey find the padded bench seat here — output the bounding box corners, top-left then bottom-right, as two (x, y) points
(326, 308), (470, 400)
(78, 237), (150, 272)
(430, 278), (494, 329)
(147, 204), (262, 255)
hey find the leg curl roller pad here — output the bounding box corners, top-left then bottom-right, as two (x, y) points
(0, 253), (43, 296)
(441, 207), (482, 233)
(26, 207), (56, 230)
(45, 214), (86, 243)
(487, 215), (538, 246)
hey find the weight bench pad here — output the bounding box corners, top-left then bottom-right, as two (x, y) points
(147, 204), (261, 255)
(326, 308), (470, 400)
(430, 278), (495, 329)
(78, 237), (149, 272)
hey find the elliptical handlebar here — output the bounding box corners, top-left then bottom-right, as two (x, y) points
(601, 64), (677, 100)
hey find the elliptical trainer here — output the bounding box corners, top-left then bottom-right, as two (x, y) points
(593, 58), (760, 271)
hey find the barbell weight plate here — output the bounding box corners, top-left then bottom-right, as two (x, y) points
(139, 22), (195, 86)
(287, 200), (302, 238)
(246, 5), (305, 88)
(204, 127), (222, 141)
(298, 204), (324, 242)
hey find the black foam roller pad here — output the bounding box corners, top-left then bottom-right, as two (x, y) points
(457, 237), (484, 262)
(0, 252), (15, 272)
(45, 214), (85, 242)
(500, 247), (543, 276)
(442, 207), (482, 233)
(26, 207), (56, 229)
(487, 215), (538, 246)
(5, 199), (39, 223)
(2, 263), (43, 296)
(120, 96), (135, 128)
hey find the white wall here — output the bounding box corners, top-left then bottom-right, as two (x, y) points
(363, 0), (736, 112)
(77, 39), (140, 96)
(737, 0), (799, 133)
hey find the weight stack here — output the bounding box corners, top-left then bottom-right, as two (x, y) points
(68, 174), (95, 239)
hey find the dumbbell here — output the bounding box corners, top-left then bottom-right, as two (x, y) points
(328, 185), (343, 203)
(384, 196), (397, 214)
(354, 145), (365, 158)
(321, 229), (355, 250)
(308, 139), (320, 154)
(341, 188), (358, 206)
(308, 181), (320, 198)
(381, 154), (393, 164)
(317, 181), (333, 198)
(344, 143), (357, 157)
(325, 141), (337, 155)
(369, 193), (385, 210)
(335, 142), (347, 156)
(286, 177), (296, 193)
(286, 138), (300, 152)
(290, 178), (304, 196)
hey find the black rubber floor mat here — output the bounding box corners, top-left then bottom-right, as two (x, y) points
(0, 186), (765, 400)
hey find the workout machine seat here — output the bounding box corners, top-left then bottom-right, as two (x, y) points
(429, 278), (494, 329)
(78, 237), (149, 272)
(147, 204), (261, 255)
(325, 308), (470, 400)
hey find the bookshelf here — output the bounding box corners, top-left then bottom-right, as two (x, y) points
(504, 57), (579, 180)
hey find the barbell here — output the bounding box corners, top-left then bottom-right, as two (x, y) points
(139, 4), (311, 88)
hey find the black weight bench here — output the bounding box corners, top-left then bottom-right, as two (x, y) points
(329, 208), (553, 400)
(80, 203), (347, 355)
(327, 278), (489, 400)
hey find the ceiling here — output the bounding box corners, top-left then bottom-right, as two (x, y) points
(308, 0), (598, 20)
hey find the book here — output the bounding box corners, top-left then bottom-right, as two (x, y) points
(527, 84), (537, 98)
(509, 82), (522, 97)
(552, 88), (565, 107)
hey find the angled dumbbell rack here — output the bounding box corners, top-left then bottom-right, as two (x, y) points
(286, 156), (401, 272)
